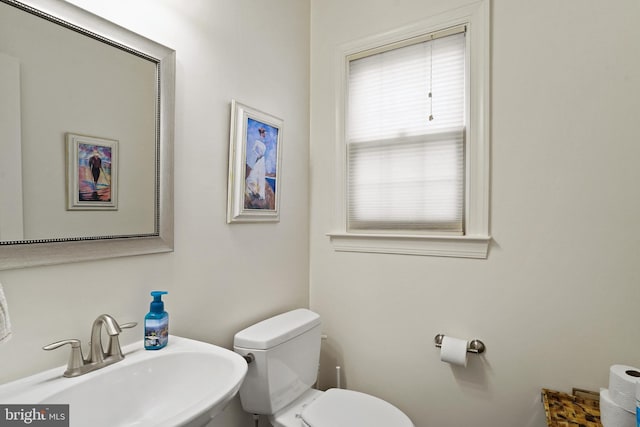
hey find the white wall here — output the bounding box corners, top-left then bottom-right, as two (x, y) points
(310, 1), (640, 427)
(0, 1), (310, 426)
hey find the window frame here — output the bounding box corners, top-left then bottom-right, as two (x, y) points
(327, 0), (491, 258)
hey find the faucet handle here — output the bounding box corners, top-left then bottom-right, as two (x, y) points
(43, 339), (85, 377)
(119, 322), (138, 330)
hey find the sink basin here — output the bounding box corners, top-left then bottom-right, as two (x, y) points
(0, 336), (248, 427)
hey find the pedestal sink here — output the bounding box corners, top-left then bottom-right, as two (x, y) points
(0, 336), (248, 427)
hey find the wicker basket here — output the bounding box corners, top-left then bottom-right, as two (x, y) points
(542, 388), (602, 427)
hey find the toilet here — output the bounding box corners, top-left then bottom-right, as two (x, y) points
(233, 309), (414, 427)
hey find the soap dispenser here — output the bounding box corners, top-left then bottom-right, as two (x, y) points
(145, 291), (169, 350)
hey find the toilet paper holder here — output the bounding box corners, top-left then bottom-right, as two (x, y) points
(434, 334), (486, 354)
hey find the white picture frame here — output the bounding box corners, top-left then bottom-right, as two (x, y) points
(66, 133), (119, 210)
(227, 100), (283, 223)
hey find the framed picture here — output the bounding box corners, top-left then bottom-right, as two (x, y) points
(227, 100), (283, 223)
(66, 133), (118, 210)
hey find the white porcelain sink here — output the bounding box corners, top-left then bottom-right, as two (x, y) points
(0, 336), (248, 427)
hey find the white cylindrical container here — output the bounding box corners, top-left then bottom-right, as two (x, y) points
(439, 336), (468, 367)
(601, 388), (635, 427)
(610, 365), (640, 413)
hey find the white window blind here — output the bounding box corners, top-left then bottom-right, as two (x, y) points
(347, 29), (466, 233)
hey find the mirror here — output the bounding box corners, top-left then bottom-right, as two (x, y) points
(0, 0), (175, 269)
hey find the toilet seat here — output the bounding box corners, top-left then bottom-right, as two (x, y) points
(300, 388), (413, 427)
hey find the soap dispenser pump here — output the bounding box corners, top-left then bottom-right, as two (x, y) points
(144, 291), (169, 350)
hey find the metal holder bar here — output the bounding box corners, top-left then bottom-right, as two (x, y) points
(434, 334), (486, 354)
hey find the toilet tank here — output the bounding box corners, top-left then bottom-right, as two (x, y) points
(233, 309), (322, 415)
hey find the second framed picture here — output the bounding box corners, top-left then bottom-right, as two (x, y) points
(227, 100), (283, 223)
(66, 133), (118, 210)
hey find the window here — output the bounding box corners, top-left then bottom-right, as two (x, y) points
(348, 27), (466, 233)
(328, 1), (490, 258)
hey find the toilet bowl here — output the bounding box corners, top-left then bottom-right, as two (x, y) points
(233, 309), (414, 427)
(272, 387), (413, 427)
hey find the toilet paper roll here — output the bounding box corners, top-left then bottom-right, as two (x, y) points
(439, 336), (468, 367)
(609, 365), (640, 413)
(600, 388), (635, 427)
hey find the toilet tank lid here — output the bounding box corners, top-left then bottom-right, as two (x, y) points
(234, 309), (321, 350)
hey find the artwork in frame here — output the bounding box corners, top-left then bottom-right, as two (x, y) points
(227, 100), (283, 223)
(66, 133), (118, 210)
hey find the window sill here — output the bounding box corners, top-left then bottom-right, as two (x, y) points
(327, 232), (491, 259)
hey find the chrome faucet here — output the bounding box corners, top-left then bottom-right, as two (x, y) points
(43, 314), (137, 378)
(88, 314), (121, 364)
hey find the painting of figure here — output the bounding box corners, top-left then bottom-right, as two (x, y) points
(227, 100), (283, 223)
(67, 133), (118, 210)
(78, 143), (113, 202)
(244, 118), (279, 210)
